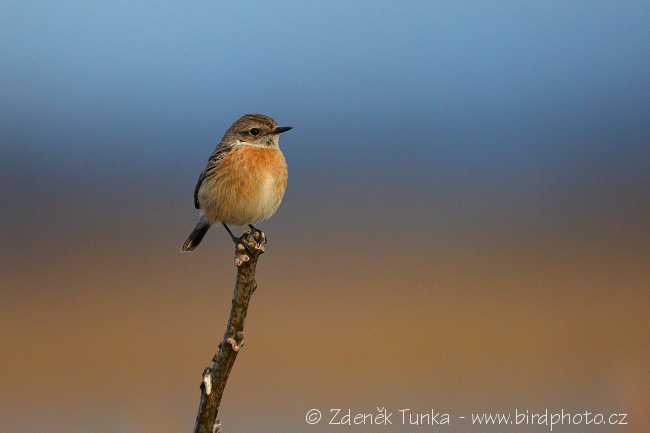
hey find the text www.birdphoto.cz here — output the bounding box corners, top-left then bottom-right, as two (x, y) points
(305, 407), (628, 430)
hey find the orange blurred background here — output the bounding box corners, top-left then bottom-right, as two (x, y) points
(2, 156), (648, 431)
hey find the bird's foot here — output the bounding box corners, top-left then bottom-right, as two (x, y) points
(231, 234), (254, 257)
(248, 224), (266, 244)
(235, 231), (268, 266)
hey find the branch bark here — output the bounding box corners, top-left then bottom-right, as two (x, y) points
(193, 230), (266, 433)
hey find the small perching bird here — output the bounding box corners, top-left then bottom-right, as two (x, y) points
(181, 114), (291, 253)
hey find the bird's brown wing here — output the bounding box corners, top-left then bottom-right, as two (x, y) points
(193, 145), (232, 209)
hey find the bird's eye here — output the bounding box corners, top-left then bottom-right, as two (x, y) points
(249, 128), (260, 136)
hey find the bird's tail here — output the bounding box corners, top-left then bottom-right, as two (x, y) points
(181, 215), (211, 252)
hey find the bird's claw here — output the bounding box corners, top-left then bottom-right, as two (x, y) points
(236, 237), (254, 256)
(248, 224), (266, 244)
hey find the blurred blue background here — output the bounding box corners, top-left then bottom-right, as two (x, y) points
(1, 1), (648, 432)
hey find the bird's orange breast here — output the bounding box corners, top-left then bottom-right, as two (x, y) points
(198, 146), (288, 226)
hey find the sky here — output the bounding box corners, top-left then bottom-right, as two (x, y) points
(1, 1), (649, 432)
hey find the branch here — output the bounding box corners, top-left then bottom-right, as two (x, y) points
(193, 230), (266, 433)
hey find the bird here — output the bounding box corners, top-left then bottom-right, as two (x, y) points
(181, 113), (291, 253)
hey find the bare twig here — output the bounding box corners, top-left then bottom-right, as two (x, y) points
(193, 230), (266, 433)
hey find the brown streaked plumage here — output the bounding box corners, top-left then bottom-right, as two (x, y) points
(181, 114), (290, 252)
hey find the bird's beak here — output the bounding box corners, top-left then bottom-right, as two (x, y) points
(271, 126), (292, 134)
